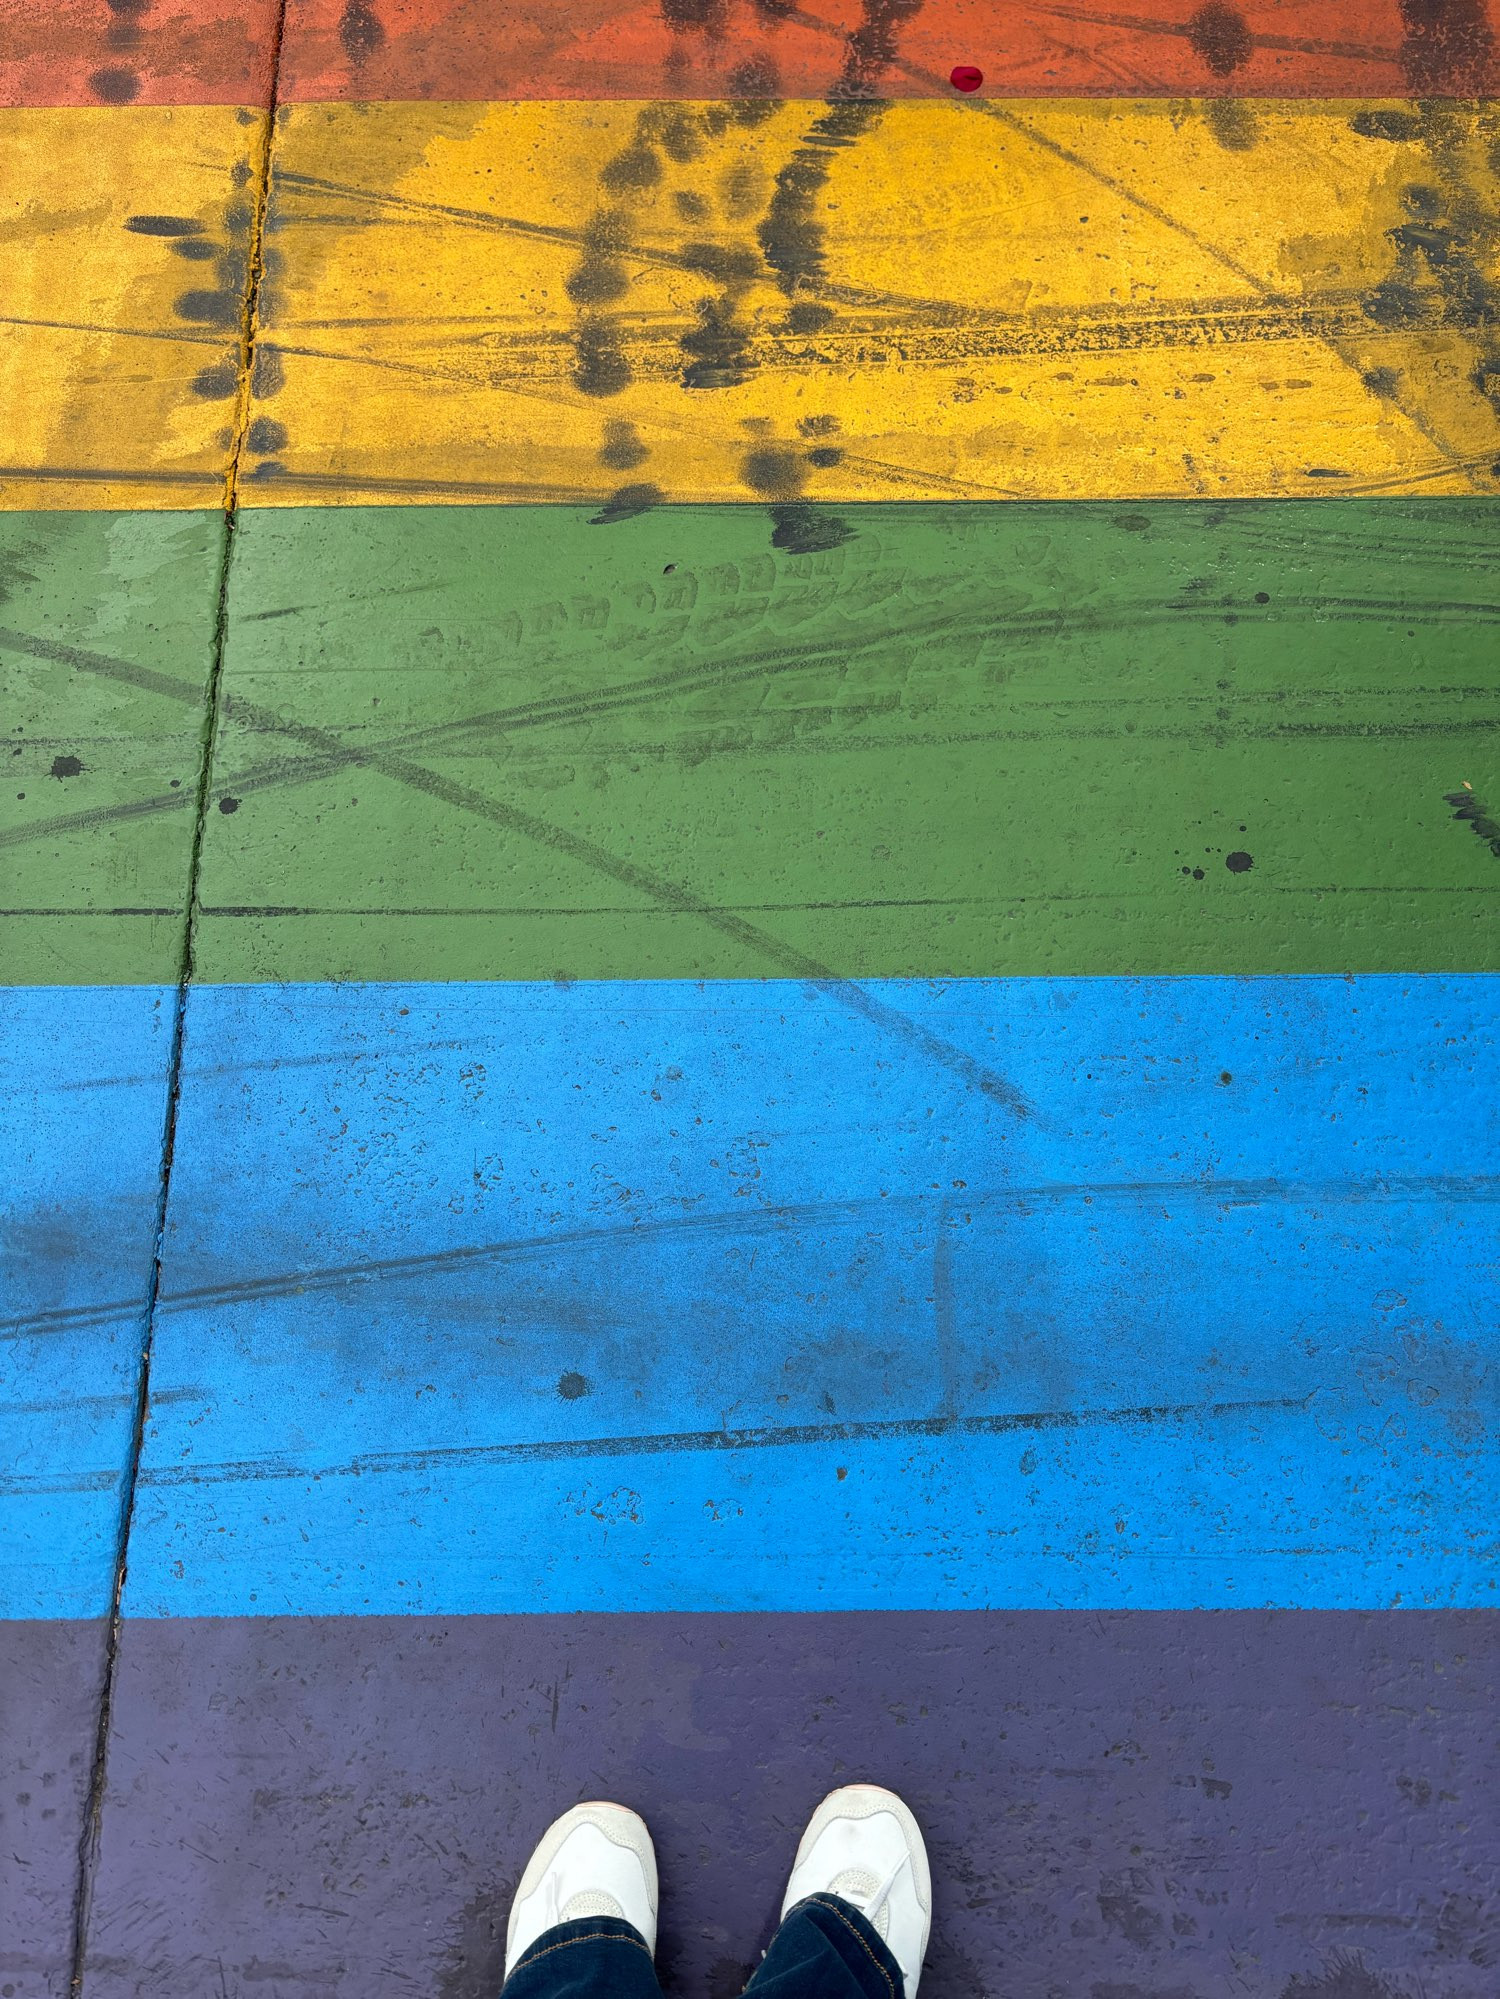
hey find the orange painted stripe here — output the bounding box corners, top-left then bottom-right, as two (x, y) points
(0, 0), (278, 106)
(2, 0), (1495, 106)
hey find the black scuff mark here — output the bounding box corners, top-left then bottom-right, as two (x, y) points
(590, 482), (664, 525)
(1444, 786), (1500, 857)
(769, 501), (856, 553)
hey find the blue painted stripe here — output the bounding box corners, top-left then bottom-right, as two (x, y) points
(1, 987), (175, 1617)
(5, 978), (1497, 1616)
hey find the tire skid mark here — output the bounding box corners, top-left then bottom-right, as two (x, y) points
(0, 626), (1032, 1114)
(13, 1392), (1315, 1496)
(9, 1170), (1496, 1342)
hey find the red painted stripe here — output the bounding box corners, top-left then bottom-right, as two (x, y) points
(2, 0), (1495, 106)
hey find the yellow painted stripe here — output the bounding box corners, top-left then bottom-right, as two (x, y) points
(0, 100), (1496, 508)
(0, 108), (265, 510)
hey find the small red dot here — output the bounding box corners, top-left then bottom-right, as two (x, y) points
(950, 63), (983, 91)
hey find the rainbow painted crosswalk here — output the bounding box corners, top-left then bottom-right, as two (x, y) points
(3, 3), (1497, 1994)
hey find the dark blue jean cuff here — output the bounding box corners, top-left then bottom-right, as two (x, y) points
(502, 1914), (660, 1999)
(747, 1893), (907, 1999)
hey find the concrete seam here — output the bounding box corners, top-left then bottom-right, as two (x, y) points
(65, 8), (291, 1990)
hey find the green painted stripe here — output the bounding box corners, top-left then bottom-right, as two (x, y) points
(1, 511), (223, 985)
(5, 501), (1498, 986)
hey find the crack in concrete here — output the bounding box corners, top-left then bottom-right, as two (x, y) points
(65, 8), (292, 1990)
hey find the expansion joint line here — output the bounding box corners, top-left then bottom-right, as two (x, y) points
(66, 7), (291, 1991)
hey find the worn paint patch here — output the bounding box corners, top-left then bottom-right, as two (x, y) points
(222, 97), (1500, 507)
(68, 1611), (1500, 1997)
(6, 975), (1487, 1616)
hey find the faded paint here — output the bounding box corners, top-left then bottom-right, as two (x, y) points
(3, 0), (1496, 105)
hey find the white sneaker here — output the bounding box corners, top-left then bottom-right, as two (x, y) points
(780, 1785), (931, 1998)
(504, 1802), (658, 1975)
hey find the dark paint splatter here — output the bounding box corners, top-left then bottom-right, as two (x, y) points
(727, 54), (782, 105)
(660, 0), (728, 33)
(1225, 850), (1253, 873)
(759, 98), (883, 297)
(1097, 1879), (1164, 1948)
(124, 214), (203, 237)
(88, 66), (139, 102)
(759, 0), (923, 300)
(742, 447), (805, 498)
(218, 796), (241, 815)
(677, 239), (763, 390)
(648, 105), (706, 166)
(566, 253), (631, 307)
(1397, 0), (1495, 94)
(573, 316), (633, 398)
(174, 290), (241, 328)
(1444, 788), (1500, 857)
(49, 755), (83, 779)
(589, 483), (664, 525)
(339, 0), (386, 65)
(785, 301), (834, 332)
(1280, 1955), (1404, 1999)
(191, 361), (239, 400)
(1357, 108), (1500, 437)
(245, 417), (289, 454)
(1186, 2), (1252, 75)
(598, 420), (649, 471)
(769, 503), (856, 553)
(1207, 98), (1259, 151)
(1351, 109), (1423, 142)
(682, 295), (757, 388)
(601, 146), (663, 196)
(557, 1371), (590, 1400)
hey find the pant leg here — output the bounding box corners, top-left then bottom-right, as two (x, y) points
(502, 1915), (667, 1999)
(742, 1895), (906, 1999)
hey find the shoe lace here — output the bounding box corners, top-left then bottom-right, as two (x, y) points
(844, 1847), (910, 1927)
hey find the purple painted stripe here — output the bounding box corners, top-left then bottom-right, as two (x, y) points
(0, 1619), (107, 1999)
(64, 1611), (1500, 1999)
